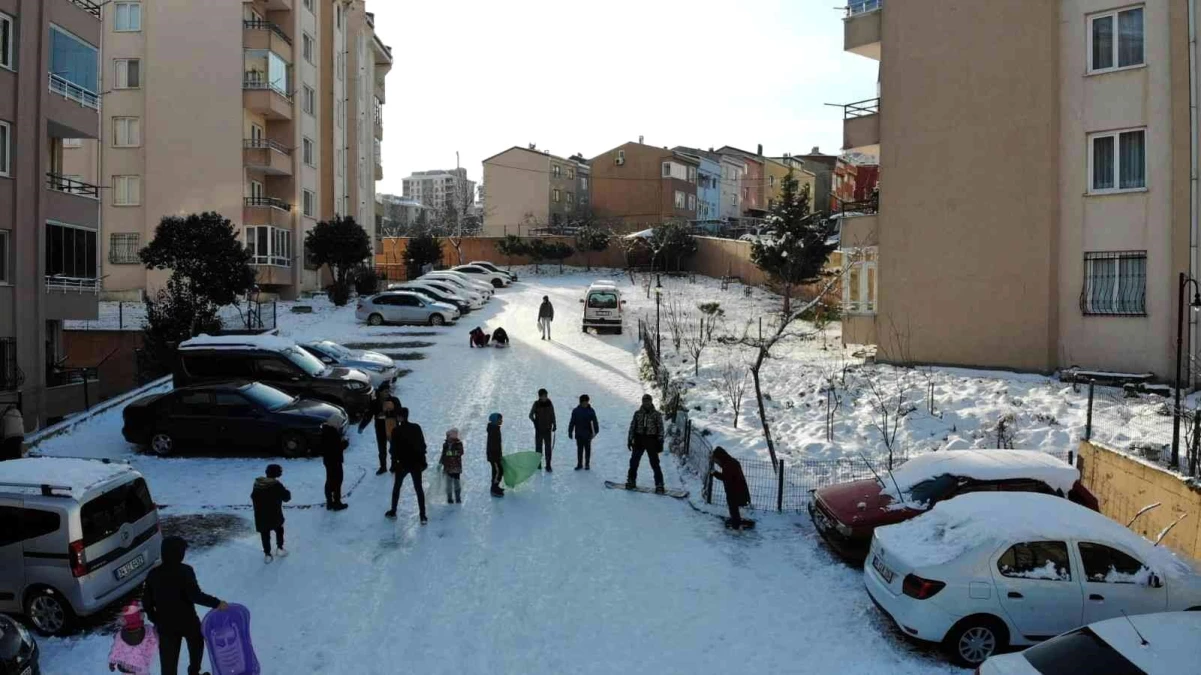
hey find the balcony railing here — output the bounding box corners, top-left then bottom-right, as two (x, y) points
(45, 275), (101, 293)
(244, 19), (292, 45)
(846, 0), (881, 16)
(842, 97), (880, 119)
(242, 75), (292, 101)
(243, 138), (293, 155)
(48, 74), (100, 110)
(67, 0), (102, 18)
(245, 196), (292, 211)
(837, 192), (879, 215)
(46, 173), (100, 198)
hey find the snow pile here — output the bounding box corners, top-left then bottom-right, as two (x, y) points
(882, 449), (1080, 502)
(179, 333), (298, 352)
(1002, 560), (1070, 581)
(0, 457), (134, 496)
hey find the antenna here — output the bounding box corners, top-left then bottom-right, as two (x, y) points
(1127, 502), (1162, 528)
(857, 451), (903, 500)
(1155, 513), (1188, 546)
(1119, 611), (1150, 647)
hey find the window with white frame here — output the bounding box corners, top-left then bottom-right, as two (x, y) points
(616, 150), (625, 164)
(113, 117), (141, 147)
(551, 164), (561, 178)
(46, 222), (97, 280)
(245, 226), (292, 267)
(62, 138), (82, 148)
(843, 247), (878, 314)
(674, 190), (686, 209)
(1, 12), (13, 71)
(1082, 251), (1146, 315)
(1089, 6), (1144, 73)
(567, 166), (575, 180)
(0, 120), (9, 177)
(0, 229), (8, 283)
(581, 176), (588, 191)
(114, 2), (142, 32)
(303, 137), (314, 166)
(114, 58), (140, 89)
(769, 175), (776, 188)
(303, 189), (315, 217)
(108, 232), (140, 264)
(688, 166), (697, 184)
(1090, 128), (1145, 192)
(303, 85), (315, 115)
(662, 162), (671, 177)
(552, 188), (560, 203)
(687, 194), (696, 211)
(303, 0), (314, 10)
(113, 175), (141, 205)
(566, 191), (574, 206)
(303, 33), (315, 64)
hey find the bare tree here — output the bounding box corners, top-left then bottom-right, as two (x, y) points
(682, 314), (712, 377)
(862, 368), (915, 466)
(715, 359), (750, 429)
(662, 294), (686, 354)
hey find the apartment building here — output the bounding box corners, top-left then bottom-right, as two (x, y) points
(796, 148), (837, 217)
(402, 168), (476, 215)
(378, 193), (432, 236)
(764, 155), (817, 212)
(590, 142), (698, 226)
(481, 146), (591, 236)
(0, 0), (102, 428)
(671, 147), (722, 226)
(838, 0), (1196, 381)
(716, 146), (766, 216)
(831, 157), (879, 212)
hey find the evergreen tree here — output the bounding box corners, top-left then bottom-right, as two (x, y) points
(575, 226), (611, 271)
(305, 216), (372, 305)
(750, 169), (835, 313)
(403, 231), (444, 278)
(496, 235), (529, 269)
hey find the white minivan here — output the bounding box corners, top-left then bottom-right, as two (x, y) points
(580, 281), (625, 334)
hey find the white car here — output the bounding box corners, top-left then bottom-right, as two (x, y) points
(422, 271), (494, 299)
(452, 264), (511, 288)
(406, 279), (486, 308)
(469, 260), (517, 282)
(978, 611), (1201, 674)
(864, 492), (1201, 667)
(355, 291), (460, 326)
(299, 340), (400, 390)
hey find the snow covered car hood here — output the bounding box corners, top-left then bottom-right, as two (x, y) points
(350, 350), (394, 368)
(326, 366), (372, 384)
(814, 478), (917, 530)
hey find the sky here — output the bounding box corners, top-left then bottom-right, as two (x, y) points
(369, 0), (878, 195)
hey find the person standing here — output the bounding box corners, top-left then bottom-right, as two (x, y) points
(386, 407), (428, 523)
(321, 420), (349, 511)
(626, 394), (665, 493)
(1, 405), (25, 461)
(142, 536), (227, 675)
(250, 463), (291, 563)
(711, 447), (751, 528)
(528, 388), (557, 471)
(568, 394), (599, 471)
(487, 413), (505, 497)
(440, 428), (464, 504)
(537, 295), (555, 340)
(358, 384), (402, 475)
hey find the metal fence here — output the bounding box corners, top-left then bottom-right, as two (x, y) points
(637, 317), (681, 416)
(1084, 381), (1199, 477)
(219, 301), (277, 332)
(68, 301), (276, 333)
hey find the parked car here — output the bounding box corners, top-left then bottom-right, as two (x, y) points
(423, 271), (495, 298)
(451, 264), (511, 288)
(298, 340), (401, 390)
(580, 281), (625, 334)
(356, 291), (460, 327)
(123, 382), (348, 457)
(864, 492), (1201, 667)
(469, 260), (517, 282)
(0, 611), (38, 674)
(175, 334), (373, 417)
(417, 279), (487, 307)
(388, 282), (475, 314)
(978, 611), (1201, 674)
(0, 458), (163, 636)
(809, 450), (1099, 561)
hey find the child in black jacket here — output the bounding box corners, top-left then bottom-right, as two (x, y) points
(251, 463), (291, 563)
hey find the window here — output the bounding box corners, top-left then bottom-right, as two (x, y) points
(50, 26), (99, 97)
(1090, 128), (1145, 192)
(303, 33), (314, 64)
(0, 12), (13, 71)
(114, 2), (142, 32)
(250, 123), (263, 143)
(1078, 543), (1149, 583)
(171, 390), (212, 415)
(336, 4), (343, 29)
(0, 229), (8, 283)
(0, 507), (61, 547)
(113, 116), (140, 147)
(62, 138), (82, 148)
(552, 164), (561, 178)
(662, 162), (671, 178)
(113, 175), (141, 205)
(997, 541), (1072, 581)
(769, 175), (776, 188)
(303, 189), (315, 217)
(1022, 627), (1145, 674)
(304, 0), (314, 10)
(552, 188), (561, 203)
(303, 85), (315, 115)
(45, 222), (98, 280)
(0, 120), (8, 177)
(688, 167), (697, 184)
(114, 58), (140, 89)
(567, 167), (575, 180)
(674, 190), (686, 209)
(742, 187), (749, 200)
(1083, 251), (1146, 315)
(1089, 6), (1144, 73)
(108, 232), (140, 264)
(249, 179), (264, 200)
(303, 137), (315, 166)
(616, 150), (625, 164)
(844, 247), (878, 314)
(581, 176), (588, 190)
(245, 226), (292, 267)
(687, 194), (696, 211)
(214, 392), (255, 417)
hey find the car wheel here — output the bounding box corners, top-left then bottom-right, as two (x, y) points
(429, 314), (445, 326)
(279, 432), (307, 458)
(367, 313), (384, 326)
(26, 587), (75, 636)
(491, 279), (504, 288)
(150, 432), (175, 457)
(944, 616), (1006, 668)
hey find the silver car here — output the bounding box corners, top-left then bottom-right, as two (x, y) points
(355, 291), (460, 326)
(0, 458), (163, 635)
(299, 340), (401, 389)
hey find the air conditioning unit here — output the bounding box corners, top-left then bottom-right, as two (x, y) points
(615, 157), (625, 166)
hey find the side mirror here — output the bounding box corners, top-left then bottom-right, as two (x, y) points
(621, 300), (628, 305)
(1148, 572), (1164, 589)
(579, 298), (585, 303)
(321, 356), (334, 364)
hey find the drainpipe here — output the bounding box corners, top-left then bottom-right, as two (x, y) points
(1190, 0), (1199, 387)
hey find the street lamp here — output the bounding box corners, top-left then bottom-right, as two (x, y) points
(654, 287), (662, 357)
(1171, 272), (1201, 468)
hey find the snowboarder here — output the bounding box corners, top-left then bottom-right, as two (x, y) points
(568, 394), (599, 471)
(358, 384), (402, 475)
(492, 326), (510, 347)
(626, 394), (665, 493)
(142, 536), (228, 675)
(487, 412), (505, 497)
(711, 447), (751, 528)
(250, 463), (291, 563)
(440, 428), (464, 504)
(321, 420), (349, 511)
(387, 407), (428, 522)
(529, 388), (557, 471)
(108, 601), (158, 674)
(537, 295), (555, 340)
(469, 326), (491, 348)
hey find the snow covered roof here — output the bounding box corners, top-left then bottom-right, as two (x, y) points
(179, 333), (297, 352)
(875, 493), (1198, 576)
(590, 280), (617, 288)
(884, 449), (1079, 500)
(1089, 612), (1201, 673)
(0, 457), (136, 498)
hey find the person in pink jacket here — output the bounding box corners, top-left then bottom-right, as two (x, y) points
(109, 601), (159, 674)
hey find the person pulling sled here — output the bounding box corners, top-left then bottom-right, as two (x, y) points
(487, 413), (505, 497)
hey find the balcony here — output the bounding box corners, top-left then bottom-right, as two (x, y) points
(243, 78), (293, 120)
(841, 97), (880, 154)
(65, 0), (102, 18)
(264, 0), (292, 10)
(45, 276), (100, 321)
(47, 74), (100, 139)
(844, 1), (882, 60)
(243, 20), (292, 58)
(243, 139), (294, 176)
(45, 174), (100, 226)
(244, 196), (293, 229)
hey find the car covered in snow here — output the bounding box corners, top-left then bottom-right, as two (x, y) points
(809, 450), (1098, 561)
(299, 340), (401, 390)
(420, 271), (495, 300)
(978, 611), (1201, 675)
(468, 260), (517, 282)
(123, 382), (347, 457)
(356, 290), (460, 327)
(863, 493), (1201, 667)
(451, 264), (511, 288)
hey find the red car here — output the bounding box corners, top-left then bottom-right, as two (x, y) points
(808, 450), (1099, 561)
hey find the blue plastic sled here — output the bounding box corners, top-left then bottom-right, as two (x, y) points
(202, 603), (260, 675)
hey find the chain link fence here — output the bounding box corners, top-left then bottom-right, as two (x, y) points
(1084, 382), (1199, 477)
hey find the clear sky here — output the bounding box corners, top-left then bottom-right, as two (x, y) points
(370, 0), (878, 196)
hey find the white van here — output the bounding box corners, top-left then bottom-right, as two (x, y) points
(580, 281), (625, 334)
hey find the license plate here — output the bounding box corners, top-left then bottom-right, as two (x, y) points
(872, 554), (895, 584)
(812, 508), (832, 532)
(115, 554), (146, 580)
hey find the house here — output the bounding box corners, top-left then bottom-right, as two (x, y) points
(795, 148), (838, 217)
(480, 146), (590, 236)
(831, 157), (879, 212)
(716, 146), (767, 217)
(589, 142), (698, 226)
(672, 147), (723, 230)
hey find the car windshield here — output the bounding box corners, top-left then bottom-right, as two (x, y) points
(319, 341), (354, 358)
(1022, 627), (1143, 675)
(904, 473), (958, 504)
(243, 383), (296, 410)
(283, 345), (327, 376)
(588, 292), (619, 309)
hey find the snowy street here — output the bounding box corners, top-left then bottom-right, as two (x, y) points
(34, 272), (956, 674)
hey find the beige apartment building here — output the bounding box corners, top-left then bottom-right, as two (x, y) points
(62, 0), (389, 301)
(839, 0), (1197, 382)
(481, 146), (591, 236)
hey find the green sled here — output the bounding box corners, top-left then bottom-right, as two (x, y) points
(501, 451), (542, 488)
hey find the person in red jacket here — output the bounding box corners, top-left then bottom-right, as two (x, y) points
(711, 447), (751, 528)
(469, 326), (491, 348)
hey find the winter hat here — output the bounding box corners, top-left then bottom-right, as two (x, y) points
(120, 601), (144, 630)
(488, 413), (502, 425)
(579, 394), (590, 404)
(447, 428), (459, 440)
(161, 536), (188, 565)
(265, 463), (283, 478)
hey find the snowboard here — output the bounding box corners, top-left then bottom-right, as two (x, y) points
(202, 603), (260, 675)
(604, 480), (688, 499)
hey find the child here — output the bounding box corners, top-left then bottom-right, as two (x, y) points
(487, 413), (505, 497)
(469, 326), (491, 348)
(108, 601), (158, 674)
(711, 447), (750, 529)
(440, 428), (465, 503)
(251, 463), (291, 563)
(492, 326), (510, 347)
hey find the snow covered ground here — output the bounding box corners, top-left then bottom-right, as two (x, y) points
(34, 270), (959, 674)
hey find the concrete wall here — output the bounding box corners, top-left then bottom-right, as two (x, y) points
(62, 329), (143, 401)
(1079, 441), (1201, 562)
(482, 148), (549, 237)
(376, 236), (628, 273)
(690, 237), (768, 287)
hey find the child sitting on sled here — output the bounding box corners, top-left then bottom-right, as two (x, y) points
(492, 326), (510, 347)
(108, 601), (158, 674)
(469, 326), (491, 348)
